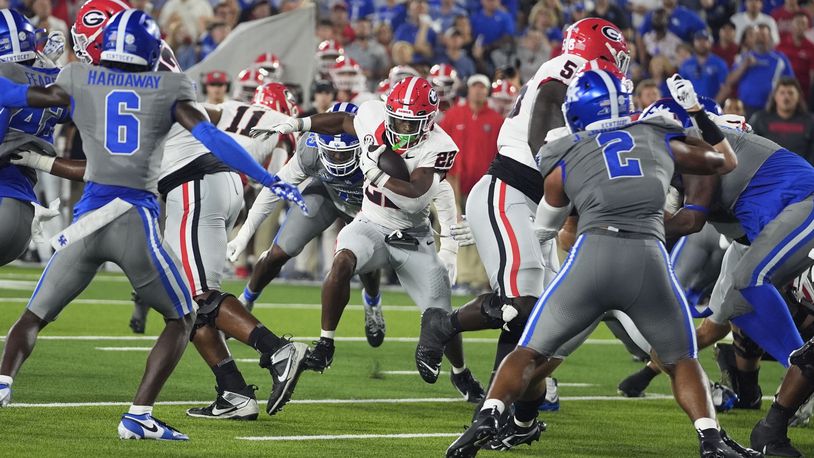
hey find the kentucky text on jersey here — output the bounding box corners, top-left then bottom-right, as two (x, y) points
(86, 69), (161, 88)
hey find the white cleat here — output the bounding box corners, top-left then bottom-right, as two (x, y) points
(0, 383), (11, 407)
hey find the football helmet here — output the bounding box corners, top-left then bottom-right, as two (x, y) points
(317, 102), (360, 176)
(428, 63), (460, 103)
(0, 9), (40, 64)
(562, 69), (633, 133)
(385, 76), (439, 149)
(254, 52), (283, 82)
(489, 79), (518, 116)
(329, 56), (366, 93)
(580, 59), (633, 93)
(252, 82), (298, 117)
(316, 39), (343, 75)
(101, 10), (162, 70)
(562, 18), (630, 75)
(72, 0), (131, 64)
(640, 98), (693, 127)
(388, 65), (419, 85)
(234, 67), (268, 102)
(699, 95), (723, 115)
(376, 79), (391, 102)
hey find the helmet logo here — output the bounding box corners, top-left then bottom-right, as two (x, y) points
(428, 88), (438, 105)
(17, 31), (26, 41)
(82, 10), (106, 27)
(601, 26), (622, 42)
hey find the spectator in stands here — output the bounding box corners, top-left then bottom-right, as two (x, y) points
(776, 12), (814, 101)
(391, 41), (416, 66)
(723, 23), (793, 117)
(439, 29), (477, 80)
(675, 43), (694, 67)
(165, 19), (198, 69)
(159, 0), (213, 40)
(394, 0), (437, 60)
(203, 71), (230, 105)
(375, 22), (394, 53)
(432, 0), (467, 32)
(470, 0), (514, 58)
(701, 0), (738, 40)
(724, 97), (747, 115)
(732, 0), (781, 45)
(713, 21), (740, 67)
(527, 3), (563, 49)
(300, 80), (337, 117)
(750, 77), (814, 162)
(198, 20), (231, 61)
(346, 18), (390, 85)
(641, 8), (684, 67)
(331, 1), (356, 45)
(590, 0), (632, 33)
(771, 0), (811, 38)
(634, 78), (663, 110)
(375, 0), (408, 31)
(239, 0), (272, 22)
(347, 0), (375, 22)
(453, 14), (474, 51)
(679, 29), (729, 100)
(214, 1), (238, 29)
(29, 0), (68, 66)
(639, 0), (706, 42)
(516, 28), (550, 83)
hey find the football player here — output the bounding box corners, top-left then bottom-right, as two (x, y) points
(254, 77), (485, 401)
(428, 63), (460, 121)
(446, 68), (754, 458)
(0, 10), (305, 439)
(316, 39), (344, 81)
(488, 79), (518, 117)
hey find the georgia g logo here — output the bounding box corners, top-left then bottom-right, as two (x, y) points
(82, 10), (107, 27)
(428, 88), (439, 106)
(601, 26), (622, 42)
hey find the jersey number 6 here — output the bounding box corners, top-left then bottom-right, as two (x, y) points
(597, 131), (642, 180)
(105, 90), (141, 155)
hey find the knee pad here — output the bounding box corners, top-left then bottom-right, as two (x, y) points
(190, 291), (235, 341)
(733, 326), (764, 360)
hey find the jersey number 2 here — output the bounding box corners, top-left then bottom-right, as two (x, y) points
(597, 131), (642, 179)
(105, 90), (141, 155)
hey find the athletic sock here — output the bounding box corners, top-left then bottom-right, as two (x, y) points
(634, 364), (660, 383)
(320, 329), (336, 340)
(451, 365), (467, 375)
(212, 357), (248, 393)
(514, 393), (546, 423)
(735, 368), (761, 401)
(363, 289), (381, 307)
(128, 405), (153, 416)
(481, 399), (505, 416)
(249, 325), (283, 354)
(514, 417), (536, 428)
(694, 417), (719, 431)
(765, 401), (796, 429)
(242, 286), (260, 303)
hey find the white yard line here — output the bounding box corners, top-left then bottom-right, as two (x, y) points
(41, 336), (618, 344)
(236, 433), (461, 441)
(0, 298), (418, 312)
(95, 347), (152, 351)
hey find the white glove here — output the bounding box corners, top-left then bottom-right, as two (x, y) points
(666, 74), (700, 111)
(30, 198), (60, 243)
(250, 116), (309, 140)
(43, 31), (65, 63)
(226, 232), (251, 263)
(360, 144), (389, 187)
(10, 150), (55, 172)
(450, 219), (475, 247)
(665, 185), (682, 214)
(438, 247), (458, 285)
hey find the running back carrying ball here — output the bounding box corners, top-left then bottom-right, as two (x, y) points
(375, 144), (410, 181)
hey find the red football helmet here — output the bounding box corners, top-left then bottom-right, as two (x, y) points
(376, 79), (391, 102)
(252, 82), (299, 117)
(388, 65), (419, 85)
(329, 56), (366, 93)
(72, 0), (131, 64)
(428, 64), (460, 103)
(316, 39), (344, 74)
(579, 59), (633, 93)
(233, 67), (268, 102)
(385, 76), (439, 150)
(489, 79), (518, 117)
(562, 18), (630, 74)
(254, 52), (283, 82)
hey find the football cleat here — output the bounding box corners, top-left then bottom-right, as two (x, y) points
(129, 291), (149, 334)
(362, 290), (385, 347)
(715, 343), (762, 410)
(303, 337), (334, 373)
(416, 307), (455, 384)
(485, 418), (546, 451)
(262, 341), (310, 415)
(617, 370), (650, 398)
(539, 377), (560, 411)
(698, 428), (745, 458)
(186, 385), (259, 420)
(790, 394), (814, 427)
(447, 407), (501, 457)
(790, 338), (814, 367)
(751, 419), (802, 457)
(118, 413), (188, 441)
(720, 429), (763, 458)
(450, 368), (485, 403)
(712, 382), (738, 413)
(0, 383), (11, 407)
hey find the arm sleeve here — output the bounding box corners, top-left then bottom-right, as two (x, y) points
(190, 121), (276, 187)
(381, 172), (440, 213)
(239, 187), (281, 240)
(277, 152), (308, 184)
(432, 179), (459, 252)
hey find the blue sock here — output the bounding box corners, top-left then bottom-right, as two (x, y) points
(732, 285), (804, 366)
(363, 290), (381, 307)
(243, 285), (260, 303)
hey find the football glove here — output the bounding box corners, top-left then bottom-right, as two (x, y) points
(43, 31), (65, 63)
(666, 74), (700, 111)
(449, 219), (475, 247)
(250, 116), (309, 140)
(9, 150), (55, 172)
(269, 180), (309, 216)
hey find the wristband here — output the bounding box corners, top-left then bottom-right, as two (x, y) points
(300, 117), (311, 132)
(683, 204), (709, 214)
(691, 111), (725, 145)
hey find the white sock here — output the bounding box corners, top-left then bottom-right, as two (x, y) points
(481, 399), (505, 415)
(320, 329), (336, 340)
(694, 417), (718, 431)
(514, 417), (535, 428)
(451, 365), (467, 375)
(128, 405), (153, 416)
(0, 375), (12, 386)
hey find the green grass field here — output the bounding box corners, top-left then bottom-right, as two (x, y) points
(0, 264), (810, 457)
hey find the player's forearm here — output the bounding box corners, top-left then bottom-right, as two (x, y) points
(51, 158), (86, 182)
(689, 110), (737, 174)
(305, 112), (355, 136)
(242, 188), (280, 237)
(665, 209), (707, 238)
(433, 179), (459, 251)
(0, 79), (69, 108)
(665, 174), (715, 237)
(381, 173), (440, 213)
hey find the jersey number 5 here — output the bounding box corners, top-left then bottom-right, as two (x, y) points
(105, 90), (141, 155)
(597, 131), (642, 180)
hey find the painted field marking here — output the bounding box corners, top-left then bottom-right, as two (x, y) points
(57, 336), (620, 344)
(236, 433), (461, 441)
(95, 347), (152, 351)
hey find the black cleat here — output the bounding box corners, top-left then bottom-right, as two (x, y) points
(450, 369), (485, 403)
(485, 418), (546, 451)
(617, 370), (650, 397)
(721, 429), (763, 457)
(447, 407), (501, 457)
(303, 337), (334, 372)
(751, 419), (801, 457)
(186, 385), (259, 420)
(362, 290), (385, 347)
(260, 341), (310, 415)
(699, 428), (747, 458)
(790, 338), (814, 367)
(416, 308), (455, 384)
(129, 291), (149, 334)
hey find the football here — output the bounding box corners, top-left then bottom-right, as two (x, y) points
(375, 145), (410, 181)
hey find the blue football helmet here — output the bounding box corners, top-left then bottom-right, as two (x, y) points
(0, 9), (40, 63)
(562, 69), (633, 133)
(317, 102), (361, 176)
(101, 10), (162, 70)
(699, 95), (722, 116)
(640, 97), (693, 128)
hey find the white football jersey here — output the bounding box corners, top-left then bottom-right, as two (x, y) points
(158, 104), (211, 180)
(353, 100), (458, 230)
(496, 53), (587, 169)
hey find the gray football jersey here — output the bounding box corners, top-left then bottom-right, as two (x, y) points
(0, 62), (65, 158)
(539, 118), (683, 240)
(55, 62), (196, 193)
(297, 133), (364, 217)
